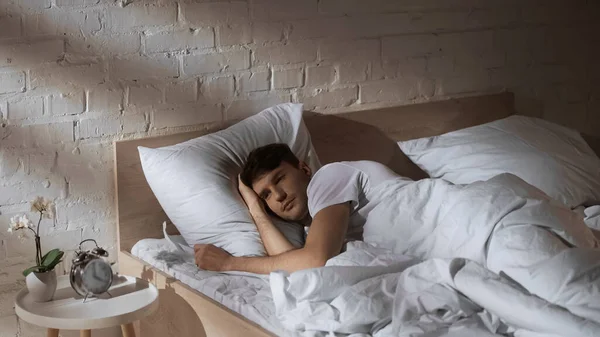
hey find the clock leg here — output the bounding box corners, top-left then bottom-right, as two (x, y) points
(47, 329), (59, 337)
(81, 329), (91, 337)
(121, 323), (136, 337)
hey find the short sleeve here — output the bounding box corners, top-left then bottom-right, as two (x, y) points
(307, 163), (362, 217)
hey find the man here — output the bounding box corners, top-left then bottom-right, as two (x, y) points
(194, 143), (406, 274)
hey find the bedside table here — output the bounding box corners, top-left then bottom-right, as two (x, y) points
(15, 274), (158, 337)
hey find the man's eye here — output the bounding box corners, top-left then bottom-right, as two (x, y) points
(262, 192), (270, 200)
(276, 175), (284, 183)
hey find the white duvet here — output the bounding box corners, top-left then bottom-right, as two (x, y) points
(271, 174), (600, 337)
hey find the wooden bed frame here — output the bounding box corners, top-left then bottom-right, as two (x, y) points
(113, 92), (600, 337)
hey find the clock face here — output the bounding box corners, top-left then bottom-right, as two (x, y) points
(82, 259), (113, 294)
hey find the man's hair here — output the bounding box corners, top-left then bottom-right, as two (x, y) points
(241, 143), (300, 187)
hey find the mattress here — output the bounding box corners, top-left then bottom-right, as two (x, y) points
(131, 236), (285, 336)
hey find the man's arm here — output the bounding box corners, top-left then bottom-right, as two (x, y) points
(238, 175), (295, 256)
(250, 207), (296, 256)
(195, 203), (349, 274)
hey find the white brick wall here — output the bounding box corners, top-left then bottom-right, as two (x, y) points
(0, 1), (598, 335)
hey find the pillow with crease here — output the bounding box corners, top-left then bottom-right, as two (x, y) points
(139, 103), (320, 257)
(399, 115), (600, 208)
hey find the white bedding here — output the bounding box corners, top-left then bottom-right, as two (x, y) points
(272, 174), (600, 337)
(131, 237), (285, 335)
(132, 175), (600, 337)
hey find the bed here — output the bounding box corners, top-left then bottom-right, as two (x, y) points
(114, 92), (600, 337)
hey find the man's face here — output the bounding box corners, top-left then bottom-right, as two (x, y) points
(251, 161), (312, 222)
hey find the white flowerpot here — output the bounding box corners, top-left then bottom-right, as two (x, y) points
(25, 270), (57, 302)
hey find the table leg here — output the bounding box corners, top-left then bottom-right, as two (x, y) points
(47, 329), (59, 337)
(81, 329), (91, 337)
(121, 323), (136, 337)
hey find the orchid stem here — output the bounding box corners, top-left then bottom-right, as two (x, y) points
(35, 212), (42, 267)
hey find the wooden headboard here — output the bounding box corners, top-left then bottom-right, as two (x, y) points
(115, 93), (520, 252)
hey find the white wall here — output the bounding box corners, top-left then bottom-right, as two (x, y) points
(0, 0), (598, 335)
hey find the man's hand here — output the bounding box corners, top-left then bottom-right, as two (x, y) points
(238, 175), (265, 215)
(194, 244), (232, 272)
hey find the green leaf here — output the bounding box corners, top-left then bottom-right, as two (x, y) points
(41, 249), (63, 267)
(22, 266), (42, 277)
(45, 258), (63, 271)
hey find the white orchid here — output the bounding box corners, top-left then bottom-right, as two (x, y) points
(30, 196), (55, 219)
(9, 215), (32, 232)
(6, 196), (64, 276)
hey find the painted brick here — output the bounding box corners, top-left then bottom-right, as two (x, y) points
(0, 149), (23, 179)
(306, 65), (335, 87)
(320, 40), (380, 62)
(218, 24), (252, 46)
(273, 68), (304, 89)
(337, 63), (368, 84)
(27, 152), (56, 177)
(68, 33), (141, 56)
(1, 122), (73, 147)
(166, 80), (197, 104)
(152, 104), (222, 129)
(87, 86), (124, 117)
(319, 0), (411, 14)
(436, 73), (490, 96)
(0, 71), (25, 94)
(48, 91), (85, 116)
(226, 94), (290, 120)
(301, 87), (357, 110)
(251, 0), (318, 20)
(383, 34), (438, 59)
(3, 0), (51, 13)
(56, 143), (114, 198)
(0, 14), (21, 39)
(128, 85), (163, 107)
(0, 176), (67, 205)
(110, 55), (178, 81)
(183, 2), (249, 27)
(370, 61), (398, 80)
(398, 58), (428, 77)
(427, 56), (456, 77)
(122, 113), (148, 134)
(252, 22), (284, 43)
(19, 319), (49, 337)
(200, 76), (235, 102)
(0, 283), (21, 317)
(439, 31), (494, 56)
(360, 78), (432, 103)
(408, 11), (469, 33)
(145, 28), (215, 53)
(30, 63), (105, 91)
(254, 42), (317, 65)
(79, 117), (121, 139)
(0, 315), (17, 335)
(105, 3), (177, 31)
(7, 96), (44, 120)
(0, 40), (64, 67)
(183, 50), (250, 75)
(54, 0), (100, 6)
(24, 10), (101, 36)
(238, 70), (270, 92)
(288, 15), (411, 41)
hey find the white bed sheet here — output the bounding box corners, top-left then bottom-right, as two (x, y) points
(131, 236), (285, 335)
(130, 203), (600, 337)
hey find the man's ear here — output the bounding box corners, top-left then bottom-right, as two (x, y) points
(299, 161), (312, 177)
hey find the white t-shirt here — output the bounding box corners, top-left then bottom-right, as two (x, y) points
(306, 160), (412, 241)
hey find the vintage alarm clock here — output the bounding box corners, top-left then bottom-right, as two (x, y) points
(70, 239), (113, 301)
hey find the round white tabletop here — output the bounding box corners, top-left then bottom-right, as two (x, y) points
(15, 274), (159, 331)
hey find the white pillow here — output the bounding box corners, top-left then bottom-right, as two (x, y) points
(399, 115), (600, 208)
(139, 103), (319, 256)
